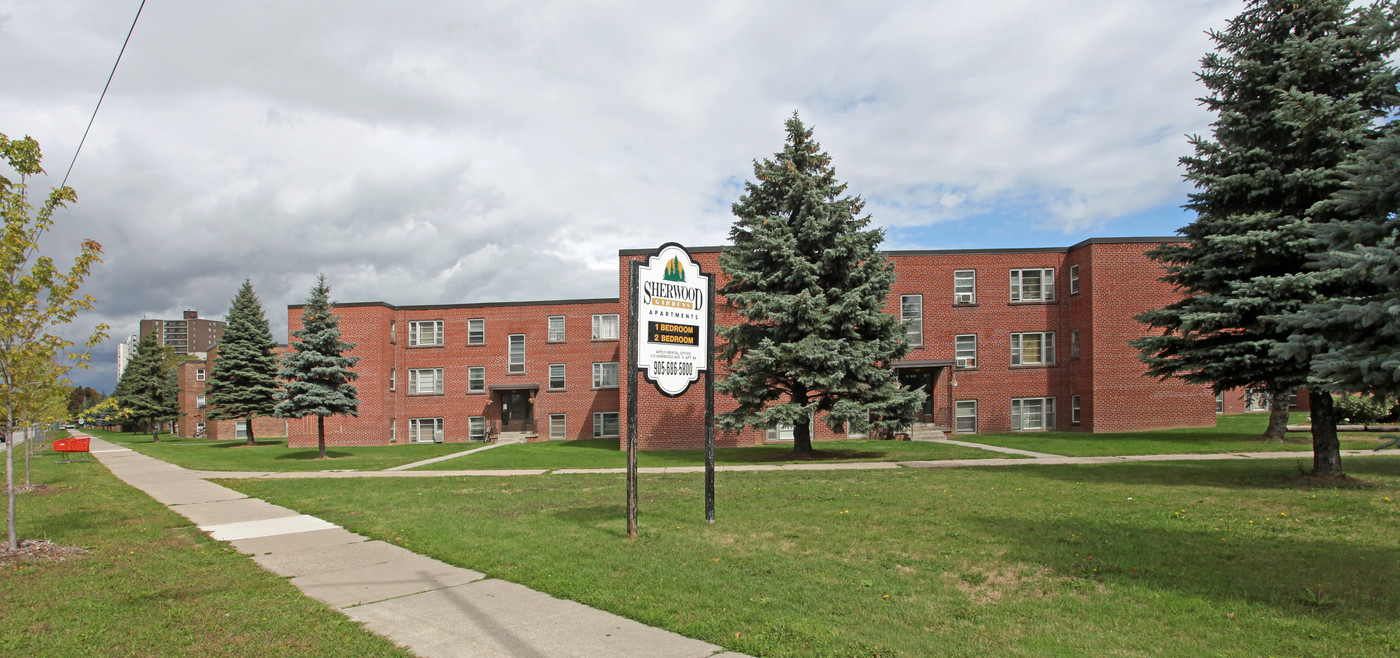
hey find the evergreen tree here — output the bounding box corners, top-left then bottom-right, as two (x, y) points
(275, 275), (359, 459)
(1276, 116), (1400, 398)
(113, 331), (179, 441)
(717, 113), (923, 454)
(1132, 0), (1399, 477)
(207, 279), (280, 445)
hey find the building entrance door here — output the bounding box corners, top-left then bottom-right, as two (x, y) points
(499, 391), (533, 432)
(897, 368), (942, 424)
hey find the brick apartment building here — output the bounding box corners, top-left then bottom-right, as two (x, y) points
(281, 236), (1260, 450)
(140, 309), (225, 356)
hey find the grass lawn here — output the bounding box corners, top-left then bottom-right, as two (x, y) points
(0, 450), (410, 656)
(83, 429), (475, 472)
(411, 437), (1015, 470)
(221, 456), (1400, 657)
(967, 412), (1386, 457)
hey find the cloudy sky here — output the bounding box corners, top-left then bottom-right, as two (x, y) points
(3, 0), (1240, 391)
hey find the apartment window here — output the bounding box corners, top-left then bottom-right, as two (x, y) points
(593, 412), (620, 438)
(1070, 329), (1081, 359)
(766, 423), (794, 442)
(1072, 395), (1082, 425)
(550, 414), (567, 440)
(954, 334), (977, 369)
(549, 364), (566, 390)
(1069, 265), (1080, 295)
(409, 320), (444, 347)
(592, 362), (620, 389)
(195, 368), (205, 382)
(468, 416), (486, 442)
(1011, 332), (1055, 366)
(389, 320), (397, 344)
(196, 421), (206, 435)
(955, 400), (977, 434)
(235, 420), (249, 440)
(389, 418), (396, 443)
(1010, 268), (1055, 303)
(954, 270), (976, 305)
(468, 318), (485, 345)
(847, 410), (870, 439)
(468, 367), (485, 393)
(1011, 397), (1055, 431)
(592, 314), (620, 341)
(508, 335), (525, 373)
(409, 418), (444, 443)
(548, 316), (566, 342)
(900, 295), (923, 347)
(408, 368), (445, 395)
(196, 394), (206, 409)
(389, 368), (396, 392)
(1216, 392), (1225, 414)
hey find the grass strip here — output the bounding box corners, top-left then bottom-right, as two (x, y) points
(222, 456), (1400, 657)
(0, 449), (411, 657)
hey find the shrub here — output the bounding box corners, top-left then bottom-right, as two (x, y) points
(1332, 394), (1397, 424)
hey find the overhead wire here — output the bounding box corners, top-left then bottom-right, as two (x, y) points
(60, 0), (147, 189)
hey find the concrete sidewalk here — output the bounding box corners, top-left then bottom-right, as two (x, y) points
(84, 435), (744, 658)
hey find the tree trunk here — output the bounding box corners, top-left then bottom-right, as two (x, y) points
(1264, 389), (1291, 441)
(792, 418), (813, 454)
(151, 421), (160, 442)
(1309, 389), (1342, 478)
(6, 399), (18, 550)
(317, 415), (326, 460)
(245, 415), (257, 446)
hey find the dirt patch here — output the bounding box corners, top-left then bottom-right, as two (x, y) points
(1278, 473), (1378, 490)
(0, 539), (89, 567)
(10, 483), (57, 495)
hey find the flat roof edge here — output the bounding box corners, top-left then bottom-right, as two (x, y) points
(620, 236), (1184, 258)
(288, 297), (620, 311)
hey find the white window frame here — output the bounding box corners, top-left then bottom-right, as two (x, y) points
(900, 295), (923, 347)
(389, 320), (397, 344)
(593, 412), (619, 438)
(1010, 268), (1055, 303)
(1216, 391), (1225, 414)
(550, 414), (567, 440)
(196, 394), (206, 409)
(408, 320), (445, 347)
(955, 400), (977, 434)
(389, 368), (396, 392)
(467, 366), (485, 393)
(468, 416), (486, 442)
(408, 368), (445, 395)
(1070, 329), (1080, 359)
(766, 423), (794, 443)
(1010, 397), (1055, 431)
(592, 314), (620, 341)
(195, 368), (205, 382)
(954, 334), (977, 369)
(549, 363), (566, 390)
(389, 418), (396, 443)
(548, 316), (566, 342)
(1071, 395), (1082, 425)
(508, 334), (525, 374)
(467, 318), (485, 345)
(846, 410), (870, 439)
(1069, 264), (1080, 295)
(593, 362), (619, 389)
(954, 270), (976, 305)
(235, 420), (248, 440)
(196, 421), (206, 435)
(409, 417), (444, 443)
(1010, 332), (1055, 366)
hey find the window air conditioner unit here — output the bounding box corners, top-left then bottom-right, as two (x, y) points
(955, 293), (973, 304)
(956, 357), (973, 368)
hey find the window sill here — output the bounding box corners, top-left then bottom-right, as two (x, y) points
(592, 386), (620, 391)
(952, 302), (979, 308)
(591, 338), (620, 343)
(1009, 364), (1056, 369)
(548, 387), (566, 392)
(406, 344), (445, 349)
(407, 393), (445, 397)
(466, 341), (485, 347)
(466, 390), (486, 395)
(1008, 301), (1058, 306)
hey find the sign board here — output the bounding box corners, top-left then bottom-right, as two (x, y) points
(634, 243), (711, 397)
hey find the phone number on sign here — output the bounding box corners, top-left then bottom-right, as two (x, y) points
(652, 360), (694, 376)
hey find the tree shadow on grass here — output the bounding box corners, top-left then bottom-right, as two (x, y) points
(273, 450), (355, 461)
(987, 456), (1400, 491)
(551, 504), (630, 538)
(209, 440), (287, 450)
(969, 513), (1400, 624)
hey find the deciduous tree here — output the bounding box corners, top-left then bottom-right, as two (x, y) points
(275, 275), (359, 459)
(1, 133), (105, 550)
(717, 114), (923, 454)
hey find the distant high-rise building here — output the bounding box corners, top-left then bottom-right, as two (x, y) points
(138, 310), (225, 357)
(116, 334), (139, 379)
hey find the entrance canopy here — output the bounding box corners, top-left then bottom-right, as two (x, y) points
(488, 384), (540, 392)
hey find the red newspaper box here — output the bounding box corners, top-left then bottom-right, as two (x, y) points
(53, 437), (91, 462)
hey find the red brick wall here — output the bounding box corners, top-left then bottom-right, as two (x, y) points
(175, 347), (290, 440)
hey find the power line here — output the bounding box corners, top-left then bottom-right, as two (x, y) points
(61, 0), (147, 189)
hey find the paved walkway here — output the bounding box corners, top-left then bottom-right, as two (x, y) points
(80, 434), (745, 658)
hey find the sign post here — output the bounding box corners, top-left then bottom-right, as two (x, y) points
(630, 243), (716, 529)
